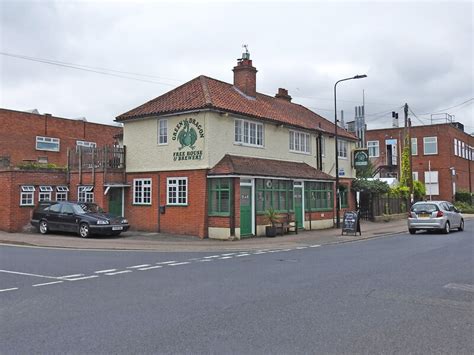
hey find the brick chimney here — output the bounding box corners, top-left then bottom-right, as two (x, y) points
(233, 53), (257, 98)
(275, 88), (292, 102)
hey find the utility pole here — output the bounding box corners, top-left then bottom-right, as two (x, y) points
(404, 103), (414, 205)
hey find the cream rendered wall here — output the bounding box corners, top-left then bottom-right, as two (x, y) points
(124, 112), (210, 172)
(123, 110), (356, 178)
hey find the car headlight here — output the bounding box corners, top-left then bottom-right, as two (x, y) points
(121, 219), (128, 224)
(97, 220), (110, 225)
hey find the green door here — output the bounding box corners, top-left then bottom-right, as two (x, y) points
(108, 188), (123, 217)
(240, 186), (252, 237)
(294, 186), (303, 229)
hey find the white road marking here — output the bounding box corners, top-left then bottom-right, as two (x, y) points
(203, 255), (220, 259)
(197, 259), (212, 262)
(0, 287), (18, 293)
(94, 269), (117, 274)
(156, 261), (177, 265)
(253, 252), (266, 254)
(219, 256), (233, 259)
(138, 265), (163, 271)
(444, 283), (474, 293)
(309, 244), (321, 248)
(59, 274), (84, 279)
(66, 275), (99, 281)
(220, 253), (237, 256)
(267, 250), (281, 253)
(295, 246), (308, 250)
(126, 264), (150, 269)
(168, 262), (190, 266)
(0, 269), (60, 280)
(281, 249), (293, 252)
(33, 281), (64, 287)
(105, 270), (132, 276)
(236, 253), (250, 257)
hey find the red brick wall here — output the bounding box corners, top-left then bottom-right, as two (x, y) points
(0, 170), (68, 232)
(0, 108), (122, 168)
(125, 170), (208, 238)
(366, 124), (474, 201)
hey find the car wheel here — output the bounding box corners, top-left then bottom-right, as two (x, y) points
(458, 219), (464, 231)
(39, 220), (49, 234)
(442, 221), (450, 234)
(79, 223), (90, 238)
(409, 228), (416, 235)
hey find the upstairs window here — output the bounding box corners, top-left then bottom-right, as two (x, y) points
(158, 119), (168, 145)
(234, 119), (263, 147)
(20, 186), (35, 206)
(289, 131), (311, 154)
(78, 186), (94, 202)
(423, 137), (438, 155)
(133, 179), (152, 205)
(36, 136), (60, 152)
(337, 140), (348, 158)
(411, 138), (418, 155)
(367, 141), (379, 157)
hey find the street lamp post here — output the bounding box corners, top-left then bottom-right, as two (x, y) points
(334, 74), (367, 228)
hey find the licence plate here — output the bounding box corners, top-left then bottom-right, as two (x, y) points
(112, 226), (123, 231)
(418, 213), (430, 218)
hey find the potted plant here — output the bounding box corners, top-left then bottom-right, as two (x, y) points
(264, 207), (280, 237)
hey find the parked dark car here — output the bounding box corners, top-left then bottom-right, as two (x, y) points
(31, 201), (129, 238)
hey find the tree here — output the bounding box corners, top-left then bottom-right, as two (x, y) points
(355, 159), (375, 178)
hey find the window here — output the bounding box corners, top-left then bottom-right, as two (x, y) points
(424, 171), (439, 196)
(78, 186), (94, 202)
(208, 179), (231, 215)
(158, 119), (168, 145)
(423, 137), (438, 155)
(339, 184), (349, 208)
(38, 186), (53, 202)
(320, 136), (326, 157)
(411, 138), (418, 155)
(337, 140), (348, 158)
(20, 186), (35, 206)
(167, 178), (188, 205)
(289, 130), (311, 154)
(76, 140), (97, 148)
(56, 186), (69, 201)
(305, 182), (333, 211)
(36, 136), (60, 152)
(256, 179), (293, 212)
(367, 141), (379, 157)
(133, 179), (152, 205)
(234, 119), (263, 147)
(412, 172), (419, 181)
(454, 139), (458, 156)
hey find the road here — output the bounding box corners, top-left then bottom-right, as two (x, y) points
(1, 222), (473, 354)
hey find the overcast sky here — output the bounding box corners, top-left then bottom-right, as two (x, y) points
(1, 0), (472, 132)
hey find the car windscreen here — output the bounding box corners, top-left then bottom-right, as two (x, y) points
(77, 203), (104, 214)
(411, 203), (438, 212)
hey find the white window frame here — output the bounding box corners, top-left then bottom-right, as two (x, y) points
(158, 119), (168, 145)
(133, 178), (152, 205)
(337, 140), (348, 159)
(367, 140), (379, 157)
(411, 138), (418, 156)
(38, 186), (53, 202)
(454, 139), (458, 156)
(167, 177), (188, 206)
(234, 119), (264, 147)
(36, 136), (60, 152)
(289, 130), (311, 154)
(20, 186), (35, 206)
(423, 137), (438, 155)
(76, 140), (97, 148)
(412, 171), (419, 181)
(56, 186), (69, 201)
(78, 186), (94, 202)
(424, 171), (439, 196)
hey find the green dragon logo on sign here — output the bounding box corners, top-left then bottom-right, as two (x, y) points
(177, 120), (197, 150)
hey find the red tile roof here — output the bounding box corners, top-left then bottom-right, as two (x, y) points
(208, 155), (334, 180)
(117, 75), (356, 140)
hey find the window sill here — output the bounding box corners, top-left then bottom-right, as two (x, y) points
(132, 203), (152, 206)
(209, 213), (231, 217)
(166, 204), (188, 207)
(290, 150), (311, 155)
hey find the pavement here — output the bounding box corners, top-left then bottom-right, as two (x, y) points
(1, 215), (473, 252)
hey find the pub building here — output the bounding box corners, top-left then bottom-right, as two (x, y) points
(116, 52), (358, 239)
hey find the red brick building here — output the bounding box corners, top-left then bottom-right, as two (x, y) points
(366, 123), (473, 201)
(0, 108), (123, 232)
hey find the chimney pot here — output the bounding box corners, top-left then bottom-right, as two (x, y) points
(275, 88), (292, 102)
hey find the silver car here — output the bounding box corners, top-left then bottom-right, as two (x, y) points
(408, 200), (464, 234)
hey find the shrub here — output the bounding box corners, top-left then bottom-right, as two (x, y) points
(455, 190), (473, 204)
(454, 201), (474, 214)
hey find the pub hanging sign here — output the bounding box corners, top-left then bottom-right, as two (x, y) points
(172, 118), (204, 161)
(353, 149), (369, 168)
